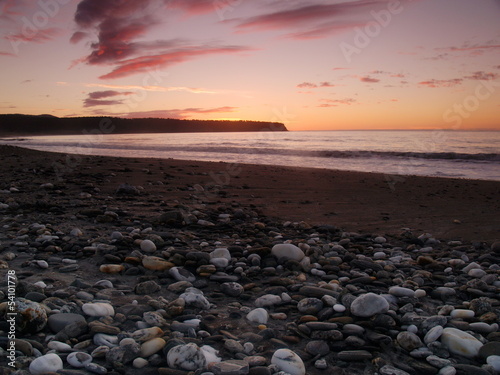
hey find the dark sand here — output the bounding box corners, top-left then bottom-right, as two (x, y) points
(0, 145), (498, 242)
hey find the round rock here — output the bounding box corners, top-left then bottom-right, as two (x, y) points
(271, 244), (305, 262)
(350, 293), (389, 317)
(48, 313), (86, 333)
(271, 348), (305, 375)
(167, 343), (207, 371)
(12, 298), (47, 333)
(29, 353), (63, 375)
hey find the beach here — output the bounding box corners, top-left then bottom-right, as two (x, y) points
(1, 144), (499, 375)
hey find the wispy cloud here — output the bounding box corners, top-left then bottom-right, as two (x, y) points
(297, 81), (335, 89)
(230, 1), (418, 40)
(72, 0), (252, 79)
(85, 83), (217, 94)
(464, 71), (498, 81)
(418, 78), (463, 88)
(84, 99), (124, 108)
(319, 98), (357, 107)
(5, 27), (61, 44)
(124, 106), (238, 119)
(98, 45), (252, 80)
(88, 90), (134, 99)
(168, 0), (234, 16)
(83, 90), (134, 107)
(360, 76), (380, 83)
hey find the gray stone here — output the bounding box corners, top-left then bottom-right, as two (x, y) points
(48, 313), (86, 333)
(350, 293), (389, 317)
(220, 282), (244, 297)
(397, 331), (423, 351)
(337, 350), (373, 361)
(297, 298), (324, 315)
(135, 280), (161, 295)
(211, 359), (249, 375)
(305, 340), (330, 356)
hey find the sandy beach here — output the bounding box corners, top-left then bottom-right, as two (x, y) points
(0, 145), (497, 242)
(1, 145), (499, 375)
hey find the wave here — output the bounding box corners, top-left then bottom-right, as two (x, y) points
(6, 139), (500, 162)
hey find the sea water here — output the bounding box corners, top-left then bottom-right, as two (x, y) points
(2, 130), (499, 181)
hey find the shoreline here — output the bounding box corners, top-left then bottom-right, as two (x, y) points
(1, 144), (500, 375)
(0, 144), (498, 242)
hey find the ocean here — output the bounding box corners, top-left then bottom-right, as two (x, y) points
(2, 130), (499, 181)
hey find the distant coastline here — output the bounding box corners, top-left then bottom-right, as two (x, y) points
(0, 114), (287, 136)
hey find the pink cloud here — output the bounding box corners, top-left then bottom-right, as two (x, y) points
(320, 81), (335, 87)
(72, 0), (252, 79)
(0, 50), (15, 57)
(83, 90), (135, 107)
(297, 81), (335, 89)
(84, 99), (124, 107)
(124, 106), (237, 119)
(360, 76), (380, 83)
(418, 79), (463, 88)
(88, 90), (134, 99)
(319, 98), (357, 107)
(231, 1), (419, 40)
(297, 82), (318, 89)
(464, 71), (498, 81)
(5, 27), (61, 44)
(98, 45), (252, 80)
(168, 0), (233, 16)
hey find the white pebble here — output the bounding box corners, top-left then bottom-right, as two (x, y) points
(407, 325), (418, 334)
(333, 304), (346, 313)
(67, 352), (93, 368)
(140, 239), (156, 252)
(29, 353), (63, 375)
(414, 289), (427, 298)
(246, 308), (269, 324)
(424, 325), (444, 344)
(82, 302), (115, 317)
(48, 341), (73, 352)
(271, 349), (305, 375)
(468, 268), (486, 278)
(438, 365), (457, 375)
(487, 355), (500, 372)
(133, 358), (149, 369)
(450, 309), (474, 319)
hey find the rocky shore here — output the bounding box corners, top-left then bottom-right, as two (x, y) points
(0, 145), (499, 375)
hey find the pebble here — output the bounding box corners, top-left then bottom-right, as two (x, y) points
(210, 359), (249, 375)
(67, 352), (93, 368)
(141, 337), (166, 357)
(441, 327), (484, 358)
(48, 313), (86, 332)
(397, 331), (423, 351)
(29, 353), (63, 374)
(143, 256), (174, 271)
(271, 244), (305, 262)
(12, 298), (48, 333)
(424, 325), (444, 344)
(246, 308), (269, 324)
(350, 293), (390, 317)
(450, 309), (475, 319)
(82, 302), (115, 317)
(140, 239), (157, 252)
(169, 267), (196, 282)
(389, 286), (416, 298)
(255, 294), (281, 308)
(167, 343), (207, 371)
(271, 349), (305, 375)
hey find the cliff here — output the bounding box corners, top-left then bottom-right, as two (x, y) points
(0, 114), (288, 136)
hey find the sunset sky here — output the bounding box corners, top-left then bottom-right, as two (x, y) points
(0, 0), (499, 131)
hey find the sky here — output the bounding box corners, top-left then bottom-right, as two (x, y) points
(0, 0), (499, 131)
